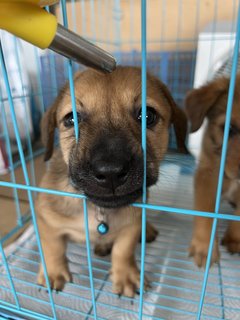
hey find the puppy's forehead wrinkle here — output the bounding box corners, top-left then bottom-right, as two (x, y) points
(60, 69), (170, 121)
(77, 68), (141, 110)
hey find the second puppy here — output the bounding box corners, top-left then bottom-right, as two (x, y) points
(37, 66), (188, 296)
(185, 75), (240, 267)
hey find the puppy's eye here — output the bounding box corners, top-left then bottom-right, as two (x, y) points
(63, 112), (81, 128)
(221, 124), (240, 137)
(229, 125), (239, 137)
(137, 107), (157, 127)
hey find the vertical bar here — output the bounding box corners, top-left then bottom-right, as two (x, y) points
(97, 0), (103, 50)
(13, 38), (37, 190)
(71, 0), (79, 73)
(72, 4), (96, 318)
(229, 0), (238, 52)
(214, 5), (240, 215)
(71, 0), (78, 32)
(0, 91), (22, 225)
(60, 0), (79, 141)
(69, 0), (78, 72)
(190, 0), (200, 86)
(0, 242), (20, 308)
(90, 0), (97, 43)
(79, 0), (86, 72)
(160, 52), (168, 84)
(57, 2), (68, 79)
(196, 4), (240, 319)
(113, 0), (122, 63)
(172, 0), (182, 98)
(206, 0), (218, 80)
(139, 0), (147, 318)
(105, 0), (111, 53)
(159, 0), (166, 81)
(83, 199), (98, 320)
(33, 47), (46, 116)
(49, 51), (58, 99)
(0, 42), (58, 320)
(160, 0), (166, 50)
(141, 0), (147, 214)
(130, 0), (135, 65)
(45, 5), (59, 99)
(217, 263), (225, 320)
(80, 0), (87, 36)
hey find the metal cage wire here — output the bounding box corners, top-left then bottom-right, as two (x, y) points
(0, 0), (240, 319)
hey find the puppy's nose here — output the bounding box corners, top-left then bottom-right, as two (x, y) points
(92, 160), (130, 189)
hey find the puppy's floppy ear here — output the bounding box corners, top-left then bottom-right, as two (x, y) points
(185, 77), (230, 133)
(161, 82), (189, 154)
(41, 91), (64, 161)
(41, 103), (57, 161)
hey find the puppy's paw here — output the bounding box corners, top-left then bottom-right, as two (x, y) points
(37, 265), (72, 291)
(94, 243), (113, 257)
(222, 231), (240, 254)
(111, 263), (148, 298)
(189, 237), (220, 268)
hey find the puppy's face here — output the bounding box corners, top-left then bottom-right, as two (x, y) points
(42, 67), (188, 208)
(185, 75), (240, 180)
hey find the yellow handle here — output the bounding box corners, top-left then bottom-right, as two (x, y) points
(0, 2), (58, 49)
(0, 0), (59, 8)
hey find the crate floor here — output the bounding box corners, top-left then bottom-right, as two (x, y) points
(1, 154), (240, 319)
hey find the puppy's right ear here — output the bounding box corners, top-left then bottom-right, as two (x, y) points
(159, 81), (189, 154)
(41, 103), (57, 161)
(185, 77), (230, 132)
(41, 92), (65, 161)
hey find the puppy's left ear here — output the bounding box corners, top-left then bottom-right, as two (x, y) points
(161, 82), (189, 154)
(41, 91), (64, 161)
(41, 103), (57, 162)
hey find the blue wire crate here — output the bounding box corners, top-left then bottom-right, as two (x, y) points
(1, 1), (240, 319)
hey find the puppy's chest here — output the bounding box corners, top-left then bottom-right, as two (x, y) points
(63, 210), (101, 243)
(61, 203), (136, 244)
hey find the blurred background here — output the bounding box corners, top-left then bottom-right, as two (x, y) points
(1, 2), (240, 319)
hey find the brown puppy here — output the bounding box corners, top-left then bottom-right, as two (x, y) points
(37, 66), (188, 297)
(185, 74), (240, 267)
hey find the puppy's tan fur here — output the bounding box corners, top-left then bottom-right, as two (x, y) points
(37, 66), (188, 296)
(185, 75), (240, 267)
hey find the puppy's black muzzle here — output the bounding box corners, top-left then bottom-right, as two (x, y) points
(69, 133), (157, 208)
(90, 136), (132, 191)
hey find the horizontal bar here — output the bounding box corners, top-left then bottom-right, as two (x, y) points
(0, 181), (239, 222)
(0, 284), (98, 319)
(12, 148), (45, 170)
(17, 244), (240, 284)
(8, 251), (221, 287)
(0, 303), (52, 320)
(0, 272), (226, 311)
(6, 263), (240, 306)
(0, 281), (196, 318)
(9, 239), (240, 279)
(6, 250), (240, 298)
(81, 35), (237, 46)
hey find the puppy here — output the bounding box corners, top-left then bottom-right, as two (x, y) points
(37, 66), (188, 297)
(185, 74), (240, 267)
